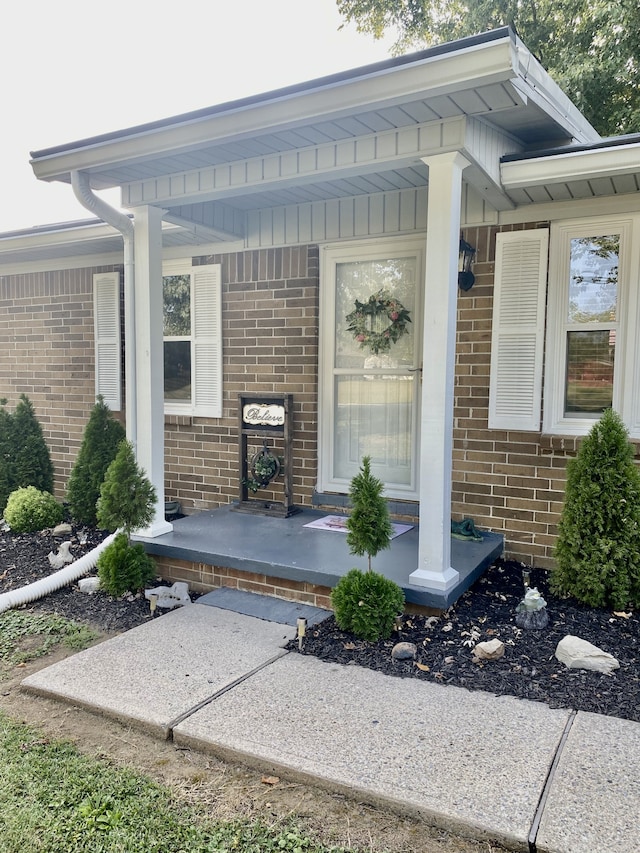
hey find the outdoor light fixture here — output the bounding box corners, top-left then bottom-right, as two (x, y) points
(297, 617), (307, 650)
(458, 237), (476, 291)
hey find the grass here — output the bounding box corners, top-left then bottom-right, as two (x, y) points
(0, 712), (352, 853)
(0, 610), (99, 677)
(0, 610), (352, 853)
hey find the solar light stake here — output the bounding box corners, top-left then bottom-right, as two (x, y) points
(149, 594), (158, 616)
(297, 617), (307, 650)
(522, 570), (531, 590)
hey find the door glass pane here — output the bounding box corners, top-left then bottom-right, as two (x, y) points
(568, 235), (619, 323)
(164, 341), (191, 400)
(565, 330), (614, 414)
(163, 274), (191, 335)
(332, 253), (419, 490)
(334, 375), (414, 484)
(336, 258), (416, 369)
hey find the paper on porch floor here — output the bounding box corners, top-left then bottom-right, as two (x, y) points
(304, 515), (412, 539)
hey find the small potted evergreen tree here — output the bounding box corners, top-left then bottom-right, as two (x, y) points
(331, 456), (405, 641)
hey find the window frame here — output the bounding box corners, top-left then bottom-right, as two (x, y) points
(543, 215), (640, 438)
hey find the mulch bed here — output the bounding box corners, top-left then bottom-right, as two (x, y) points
(1, 522), (639, 721)
(289, 559), (640, 723)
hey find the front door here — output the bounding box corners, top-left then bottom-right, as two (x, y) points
(320, 239), (423, 499)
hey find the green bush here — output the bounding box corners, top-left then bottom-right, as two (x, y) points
(331, 568), (405, 642)
(97, 532), (157, 596)
(4, 486), (64, 533)
(97, 440), (156, 534)
(551, 408), (640, 609)
(346, 455), (392, 571)
(0, 395), (54, 513)
(12, 395), (54, 495)
(67, 396), (126, 526)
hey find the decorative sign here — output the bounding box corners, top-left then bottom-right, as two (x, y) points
(242, 403), (285, 428)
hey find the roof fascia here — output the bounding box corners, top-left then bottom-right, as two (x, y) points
(501, 142), (640, 190)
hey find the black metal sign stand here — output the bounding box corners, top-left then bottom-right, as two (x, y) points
(234, 392), (298, 518)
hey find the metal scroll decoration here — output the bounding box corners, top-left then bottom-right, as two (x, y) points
(244, 442), (281, 493)
(345, 289), (411, 355)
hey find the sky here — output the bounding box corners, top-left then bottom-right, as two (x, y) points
(0, 0), (397, 233)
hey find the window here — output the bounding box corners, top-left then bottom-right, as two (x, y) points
(162, 261), (222, 418)
(95, 262), (222, 418)
(543, 217), (640, 437)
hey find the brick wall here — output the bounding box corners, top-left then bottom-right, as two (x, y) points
(4, 236), (638, 570)
(0, 266), (122, 498)
(164, 246), (320, 513)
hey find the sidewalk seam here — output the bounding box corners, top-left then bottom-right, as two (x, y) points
(528, 709), (577, 853)
(166, 649), (291, 735)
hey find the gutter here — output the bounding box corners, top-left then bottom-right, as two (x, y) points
(71, 171), (136, 448)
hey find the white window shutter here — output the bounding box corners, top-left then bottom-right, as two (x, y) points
(488, 229), (549, 431)
(93, 272), (121, 411)
(191, 263), (222, 418)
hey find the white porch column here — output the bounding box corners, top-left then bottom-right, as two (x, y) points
(409, 152), (469, 590)
(132, 205), (172, 537)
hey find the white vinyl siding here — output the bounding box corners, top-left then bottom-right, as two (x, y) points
(93, 271), (121, 411)
(489, 229), (549, 431)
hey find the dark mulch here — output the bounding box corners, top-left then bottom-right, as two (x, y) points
(0, 522), (153, 632)
(2, 523), (639, 721)
(289, 560), (640, 723)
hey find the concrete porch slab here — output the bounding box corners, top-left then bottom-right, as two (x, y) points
(21, 604), (295, 738)
(174, 653), (570, 851)
(136, 505), (503, 609)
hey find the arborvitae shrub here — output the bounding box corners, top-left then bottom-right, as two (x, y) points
(67, 397), (126, 526)
(331, 456), (405, 641)
(331, 568), (405, 642)
(346, 455), (392, 571)
(12, 395), (54, 494)
(97, 532), (156, 596)
(0, 400), (13, 513)
(551, 408), (640, 609)
(96, 440), (156, 535)
(4, 486), (64, 533)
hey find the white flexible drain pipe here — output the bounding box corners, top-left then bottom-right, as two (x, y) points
(0, 531), (117, 614)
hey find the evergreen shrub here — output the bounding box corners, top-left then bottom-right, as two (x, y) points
(12, 395), (54, 495)
(331, 568), (405, 642)
(97, 440), (156, 534)
(97, 532), (156, 596)
(4, 486), (64, 533)
(331, 456), (405, 641)
(551, 408), (640, 609)
(67, 396), (126, 526)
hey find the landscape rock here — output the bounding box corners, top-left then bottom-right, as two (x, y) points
(555, 635), (620, 673)
(472, 639), (505, 661)
(78, 576), (101, 593)
(52, 523), (73, 536)
(391, 642), (417, 660)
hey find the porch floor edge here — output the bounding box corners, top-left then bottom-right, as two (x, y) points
(135, 505), (504, 610)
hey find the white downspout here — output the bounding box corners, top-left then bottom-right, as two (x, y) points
(71, 171), (137, 448)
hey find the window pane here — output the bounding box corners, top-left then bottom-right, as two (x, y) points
(568, 235), (619, 323)
(164, 341), (191, 400)
(336, 258), (416, 369)
(565, 330), (614, 414)
(334, 374), (413, 485)
(163, 274), (191, 336)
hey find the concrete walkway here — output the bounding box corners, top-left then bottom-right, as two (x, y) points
(21, 601), (640, 853)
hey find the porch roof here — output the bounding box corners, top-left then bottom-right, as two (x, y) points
(27, 28), (597, 237)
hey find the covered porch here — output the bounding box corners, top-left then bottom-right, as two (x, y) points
(136, 504), (503, 610)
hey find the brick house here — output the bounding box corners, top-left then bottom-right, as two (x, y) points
(1, 28), (639, 607)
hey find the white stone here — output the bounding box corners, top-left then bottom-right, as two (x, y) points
(78, 576), (101, 593)
(473, 639), (505, 661)
(555, 635), (620, 673)
(145, 582), (191, 609)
